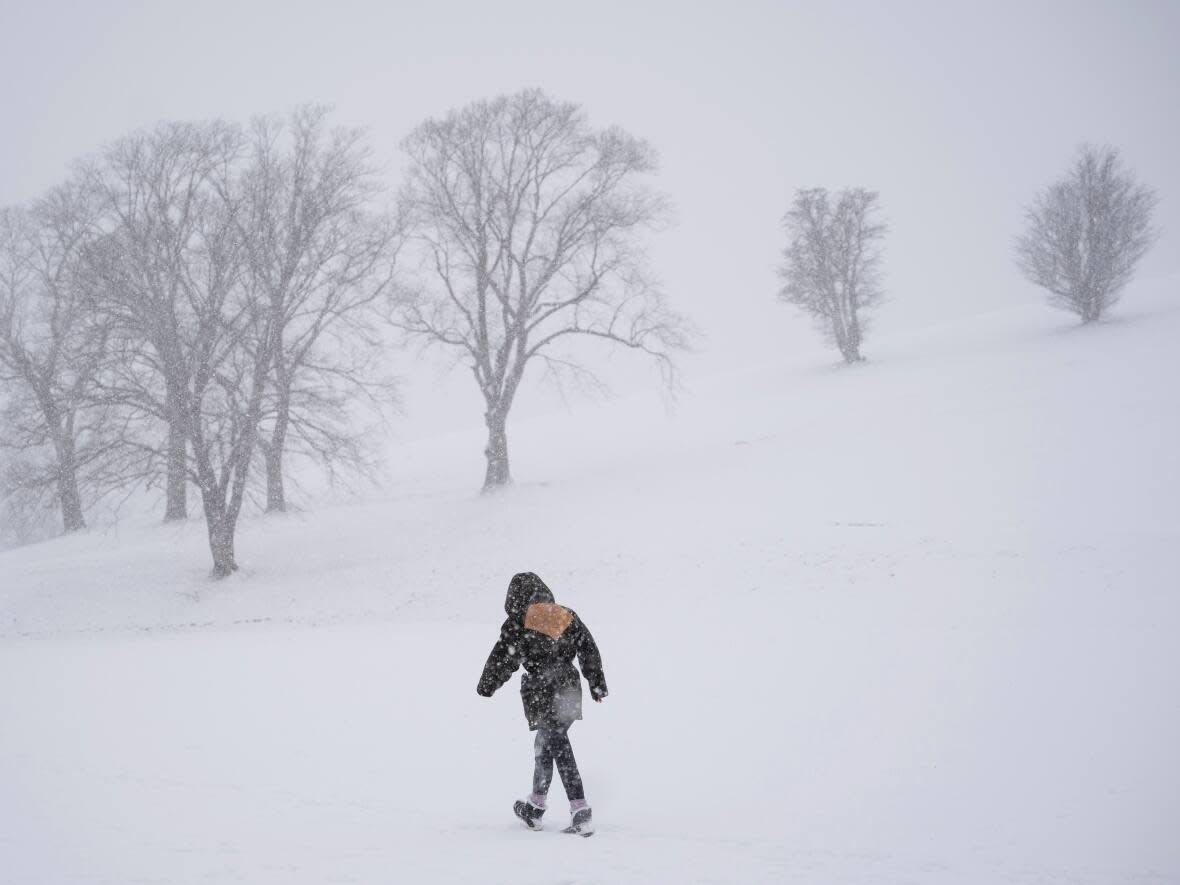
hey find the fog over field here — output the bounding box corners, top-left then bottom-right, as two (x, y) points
(1, 2), (1177, 883)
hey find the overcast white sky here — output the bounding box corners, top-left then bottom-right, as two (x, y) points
(1, 0), (1176, 437)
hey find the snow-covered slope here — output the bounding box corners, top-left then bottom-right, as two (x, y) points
(2, 292), (1178, 884)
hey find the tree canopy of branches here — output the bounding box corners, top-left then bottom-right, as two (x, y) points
(777, 188), (886, 364)
(395, 88), (689, 491)
(1016, 144), (1158, 323)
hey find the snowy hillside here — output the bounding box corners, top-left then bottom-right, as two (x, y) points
(2, 292), (1179, 884)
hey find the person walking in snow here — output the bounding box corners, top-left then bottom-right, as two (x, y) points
(477, 572), (608, 837)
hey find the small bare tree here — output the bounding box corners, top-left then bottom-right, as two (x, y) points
(240, 106), (399, 513)
(0, 187), (114, 534)
(396, 88), (689, 491)
(1016, 144), (1158, 323)
(778, 188), (886, 364)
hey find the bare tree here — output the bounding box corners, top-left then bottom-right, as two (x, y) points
(0, 186), (114, 534)
(240, 106), (399, 513)
(86, 121), (269, 577)
(778, 188), (886, 364)
(395, 88), (689, 491)
(1016, 144), (1158, 323)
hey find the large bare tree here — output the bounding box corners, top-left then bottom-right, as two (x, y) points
(240, 106), (398, 512)
(395, 88), (689, 491)
(0, 186), (114, 533)
(777, 188), (886, 364)
(86, 121), (269, 576)
(1016, 144), (1158, 323)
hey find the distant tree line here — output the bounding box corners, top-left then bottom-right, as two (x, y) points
(0, 87), (1163, 569)
(0, 90), (694, 568)
(777, 144), (1159, 361)
(0, 107), (399, 573)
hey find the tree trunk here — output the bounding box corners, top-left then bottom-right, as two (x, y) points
(1077, 285), (1103, 324)
(835, 325), (861, 363)
(46, 409), (86, 534)
(265, 447), (285, 513)
(207, 512), (238, 579)
(482, 412), (511, 492)
(265, 382), (291, 513)
(1082, 296), (1101, 324)
(842, 308), (864, 363)
(57, 436), (86, 533)
(197, 476), (238, 579)
(164, 410), (187, 522)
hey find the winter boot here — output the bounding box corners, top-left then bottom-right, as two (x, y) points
(562, 805), (594, 837)
(513, 799), (545, 830)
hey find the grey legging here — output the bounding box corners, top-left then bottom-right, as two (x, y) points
(532, 725), (585, 801)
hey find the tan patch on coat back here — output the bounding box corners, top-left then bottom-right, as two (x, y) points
(525, 603), (573, 639)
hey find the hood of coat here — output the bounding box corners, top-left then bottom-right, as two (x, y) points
(505, 572), (555, 617)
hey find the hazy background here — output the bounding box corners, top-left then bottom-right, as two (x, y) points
(2, 0), (1176, 440)
(2, 6), (1179, 878)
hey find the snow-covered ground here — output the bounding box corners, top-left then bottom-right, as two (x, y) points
(2, 291), (1178, 883)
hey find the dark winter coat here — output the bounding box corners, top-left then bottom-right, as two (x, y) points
(476, 572), (608, 731)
